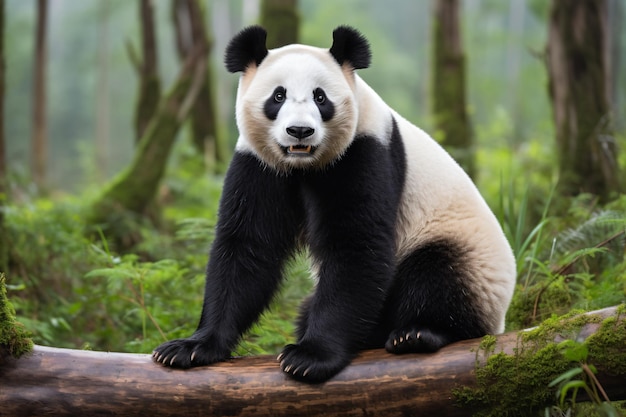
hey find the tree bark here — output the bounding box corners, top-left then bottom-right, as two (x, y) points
(31, 0), (48, 189)
(1, 307), (624, 417)
(88, 47), (207, 248)
(0, 0), (7, 273)
(432, 0), (475, 178)
(547, 0), (622, 201)
(260, 0), (299, 48)
(172, 0), (226, 170)
(134, 0), (161, 143)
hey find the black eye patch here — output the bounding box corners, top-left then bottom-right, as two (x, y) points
(264, 86), (286, 120)
(313, 88), (335, 121)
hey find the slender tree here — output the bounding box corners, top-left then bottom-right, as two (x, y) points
(0, 0), (7, 273)
(432, 0), (474, 178)
(172, 0), (225, 170)
(32, 0), (48, 189)
(95, 0), (110, 180)
(131, 0), (161, 143)
(260, 0), (299, 48)
(88, 46), (207, 249)
(547, 0), (621, 201)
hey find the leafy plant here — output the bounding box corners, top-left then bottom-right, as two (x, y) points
(546, 340), (624, 417)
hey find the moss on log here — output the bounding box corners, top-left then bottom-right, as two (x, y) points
(0, 274), (33, 365)
(1, 306), (624, 416)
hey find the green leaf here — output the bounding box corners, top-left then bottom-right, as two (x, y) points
(558, 380), (587, 408)
(549, 367), (583, 387)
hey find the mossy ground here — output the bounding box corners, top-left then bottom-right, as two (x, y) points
(0, 273), (33, 363)
(453, 306), (626, 417)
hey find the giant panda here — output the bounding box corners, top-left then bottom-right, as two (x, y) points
(153, 25), (516, 383)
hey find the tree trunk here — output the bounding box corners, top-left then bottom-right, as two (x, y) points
(506, 0), (525, 143)
(172, 0), (226, 171)
(31, 0), (48, 189)
(260, 0), (299, 48)
(1, 307), (624, 416)
(88, 47), (207, 249)
(547, 0), (622, 201)
(134, 0), (161, 143)
(95, 0), (110, 181)
(607, 0), (623, 131)
(432, 0), (475, 179)
(0, 0), (7, 273)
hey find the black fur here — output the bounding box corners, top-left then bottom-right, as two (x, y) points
(329, 26), (372, 70)
(224, 26), (269, 73)
(380, 240), (489, 354)
(153, 152), (303, 368)
(154, 118), (408, 383)
(313, 88), (335, 121)
(264, 86), (287, 120)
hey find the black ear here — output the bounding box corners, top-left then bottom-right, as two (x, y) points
(329, 26), (371, 70)
(224, 26), (269, 73)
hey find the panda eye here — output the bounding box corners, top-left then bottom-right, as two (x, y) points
(273, 87), (286, 103)
(313, 88), (326, 104)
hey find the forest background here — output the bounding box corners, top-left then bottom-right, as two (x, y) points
(1, 0), (625, 378)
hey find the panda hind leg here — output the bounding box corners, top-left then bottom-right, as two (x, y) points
(381, 240), (486, 355)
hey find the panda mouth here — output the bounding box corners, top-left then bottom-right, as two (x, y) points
(284, 145), (316, 156)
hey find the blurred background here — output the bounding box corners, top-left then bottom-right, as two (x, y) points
(1, 0), (625, 369)
(5, 0), (624, 191)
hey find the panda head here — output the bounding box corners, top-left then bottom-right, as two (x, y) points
(225, 26), (371, 171)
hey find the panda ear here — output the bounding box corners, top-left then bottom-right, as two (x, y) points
(224, 26), (269, 73)
(329, 26), (371, 70)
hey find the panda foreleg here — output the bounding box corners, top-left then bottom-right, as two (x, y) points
(279, 140), (400, 383)
(153, 153), (301, 369)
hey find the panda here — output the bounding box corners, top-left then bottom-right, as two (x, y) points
(153, 25), (516, 383)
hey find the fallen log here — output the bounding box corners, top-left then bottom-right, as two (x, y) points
(0, 306), (624, 417)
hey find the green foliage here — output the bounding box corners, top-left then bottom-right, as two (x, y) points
(499, 182), (626, 329)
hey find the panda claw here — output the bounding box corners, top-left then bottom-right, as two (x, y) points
(169, 355), (177, 366)
(191, 351), (197, 362)
(277, 353), (284, 362)
(406, 332), (411, 340)
(399, 336), (404, 343)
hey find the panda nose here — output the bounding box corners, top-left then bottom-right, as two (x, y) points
(286, 126), (315, 139)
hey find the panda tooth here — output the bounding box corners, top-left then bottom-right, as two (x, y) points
(288, 145), (312, 154)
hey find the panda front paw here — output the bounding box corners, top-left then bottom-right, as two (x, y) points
(278, 342), (351, 383)
(152, 337), (228, 369)
(385, 326), (450, 354)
